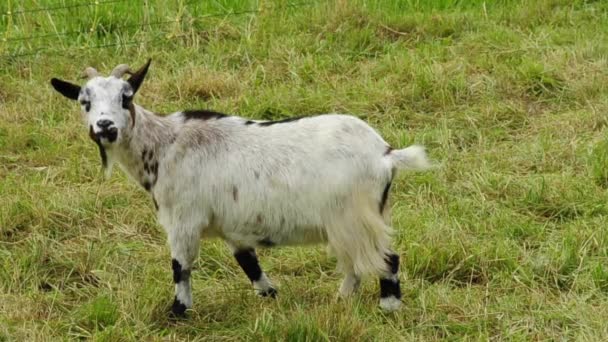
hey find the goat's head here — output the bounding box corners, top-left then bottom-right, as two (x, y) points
(50, 59), (151, 148)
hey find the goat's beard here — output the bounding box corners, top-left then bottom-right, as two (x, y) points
(89, 126), (115, 179)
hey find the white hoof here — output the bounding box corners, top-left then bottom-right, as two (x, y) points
(379, 296), (402, 312)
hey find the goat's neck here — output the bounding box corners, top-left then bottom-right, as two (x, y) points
(112, 104), (176, 192)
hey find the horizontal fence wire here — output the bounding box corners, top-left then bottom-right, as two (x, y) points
(6, 32), (169, 58)
(0, 1), (318, 59)
(7, 0), (131, 15)
(3, 20), (174, 42)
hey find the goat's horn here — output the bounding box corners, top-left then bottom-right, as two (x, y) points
(82, 67), (100, 79)
(111, 64), (133, 78)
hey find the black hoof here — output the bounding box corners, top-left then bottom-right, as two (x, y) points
(170, 296), (188, 317)
(259, 287), (277, 298)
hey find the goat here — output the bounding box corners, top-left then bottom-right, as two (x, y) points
(50, 59), (432, 316)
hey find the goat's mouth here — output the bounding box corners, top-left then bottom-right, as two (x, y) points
(95, 127), (118, 143)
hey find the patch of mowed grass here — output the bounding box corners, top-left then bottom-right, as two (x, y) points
(3, 0), (608, 340)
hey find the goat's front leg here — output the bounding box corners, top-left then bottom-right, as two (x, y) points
(168, 227), (202, 317)
(227, 242), (277, 298)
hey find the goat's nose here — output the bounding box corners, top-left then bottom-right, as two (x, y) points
(97, 119), (114, 129)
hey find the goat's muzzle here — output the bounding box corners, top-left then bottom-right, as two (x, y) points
(93, 119), (118, 143)
(96, 127), (118, 143)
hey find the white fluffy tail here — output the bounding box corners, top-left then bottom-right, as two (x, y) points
(387, 145), (433, 171)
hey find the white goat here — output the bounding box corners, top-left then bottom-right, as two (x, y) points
(50, 60), (432, 315)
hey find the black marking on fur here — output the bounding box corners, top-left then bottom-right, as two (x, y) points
(122, 94), (132, 110)
(183, 110), (229, 121)
(234, 248), (262, 282)
(380, 254), (401, 298)
(379, 278), (402, 299)
(245, 120), (255, 125)
(172, 259), (182, 283)
(141, 149), (148, 161)
(171, 296), (187, 316)
(259, 287), (277, 298)
(96, 128), (118, 143)
(384, 146), (393, 155)
(80, 99), (91, 112)
(89, 125), (108, 169)
(153, 197), (159, 210)
(386, 254), (399, 274)
(232, 186), (238, 202)
(143, 181), (152, 191)
(258, 238), (275, 247)
(257, 116), (303, 126)
(151, 161), (158, 176)
(147, 149), (154, 161)
(380, 181), (392, 213)
(144, 162), (150, 173)
(172, 259), (191, 283)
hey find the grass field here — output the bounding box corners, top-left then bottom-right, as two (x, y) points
(2, 0), (608, 340)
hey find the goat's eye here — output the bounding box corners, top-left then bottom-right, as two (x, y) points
(122, 94), (132, 109)
(80, 100), (91, 112)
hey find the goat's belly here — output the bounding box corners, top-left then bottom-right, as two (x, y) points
(222, 223), (328, 248)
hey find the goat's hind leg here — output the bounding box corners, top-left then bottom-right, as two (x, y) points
(327, 201), (402, 311)
(328, 245), (361, 298)
(339, 272), (361, 298)
(227, 242), (277, 298)
(379, 252), (402, 311)
(378, 194), (402, 311)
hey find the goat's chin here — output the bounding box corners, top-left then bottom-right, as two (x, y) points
(93, 141), (115, 179)
(96, 129), (119, 144)
(99, 136), (118, 146)
(103, 159), (115, 179)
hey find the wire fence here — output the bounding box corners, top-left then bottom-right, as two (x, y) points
(8, 0), (130, 15)
(0, 1), (318, 60)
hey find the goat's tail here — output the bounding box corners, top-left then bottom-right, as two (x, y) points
(386, 145), (433, 171)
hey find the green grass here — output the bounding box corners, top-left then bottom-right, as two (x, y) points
(2, 0), (608, 340)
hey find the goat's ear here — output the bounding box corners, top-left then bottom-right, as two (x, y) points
(50, 78), (81, 100)
(127, 58), (152, 95)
